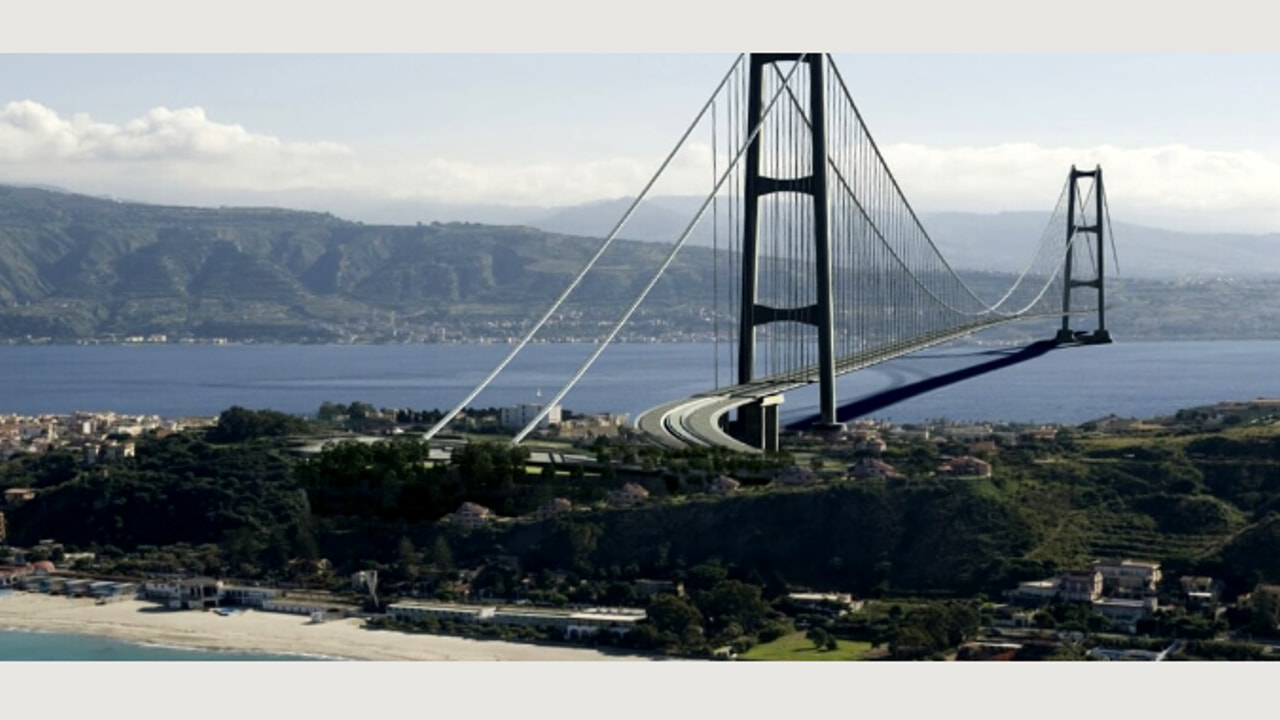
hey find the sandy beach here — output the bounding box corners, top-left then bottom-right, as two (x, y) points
(0, 592), (655, 661)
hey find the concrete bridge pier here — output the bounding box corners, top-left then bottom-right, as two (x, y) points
(729, 395), (785, 453)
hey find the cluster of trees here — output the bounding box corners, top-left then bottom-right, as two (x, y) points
(592, 440), (793, 478)
(317, 401), (381, 422)
(206, 406), (314, 443)
(490, 475), (1036, 597)
(393, 408), (447, 425)
(822, 601), (980, 659)
(4, 433), (310, 561)
(881, 602), (982, 660)
(630, 562), (785, 656)
(295, 439), (544, 524)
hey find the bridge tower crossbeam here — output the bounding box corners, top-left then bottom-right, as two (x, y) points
(1056, 165), (1113, 345)
(734, 53), (841, 450)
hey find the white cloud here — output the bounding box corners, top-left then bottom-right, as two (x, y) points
(2, 101), (1278, 233)
(879, 142), (1280, 232)
(0, 101), (351, 164)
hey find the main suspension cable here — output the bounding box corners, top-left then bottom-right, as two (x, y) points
(423, 54), (747, 441)
(513, 56), (809, 443)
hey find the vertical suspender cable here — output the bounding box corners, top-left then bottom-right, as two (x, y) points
(712, 96), (719, 390)
(513, 56), (809, 443)
(422, 54), (746, 441)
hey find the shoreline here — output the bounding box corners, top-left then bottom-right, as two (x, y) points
(0, 593), (656, 661)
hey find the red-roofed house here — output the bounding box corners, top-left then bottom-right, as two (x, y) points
(708, 475), (740, 495)
(849, 457), (901, 480)
(940, 456), (993, 478)
(453, 502), (493, 529)
(607, 483), (650, 507)
(776, 466), (821, 487)
(535, 497), (573, 520)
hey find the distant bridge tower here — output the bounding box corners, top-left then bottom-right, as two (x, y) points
(733, 53), (841, 450)
(1056, 165), (1113, 345)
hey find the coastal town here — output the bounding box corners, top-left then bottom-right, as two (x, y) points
(4, 397), (1280, 660)
(4, 539), (1279, 661)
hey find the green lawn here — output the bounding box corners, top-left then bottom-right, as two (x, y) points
(739, 632), (874, 661)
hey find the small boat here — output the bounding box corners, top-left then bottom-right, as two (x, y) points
(308, 611), (327, 624)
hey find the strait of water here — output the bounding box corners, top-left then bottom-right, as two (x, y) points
(0, 339), (1277, 425)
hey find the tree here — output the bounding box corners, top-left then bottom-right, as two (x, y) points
(291, 522), (320, 564)
(806, 626), (831, 650)
(206, 406), (311, 443)
(398, 536), (420, 582)
(698, 580), (771, 634)
(888, 625), (936, 660)
(430, 536), (454, 573)
(646, 594), (703, 637)
(604, 581), (638, 607)
(685, 561), (729, 593)
(1250, 586), (1280, 637)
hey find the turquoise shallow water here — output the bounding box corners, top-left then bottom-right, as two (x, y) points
(0, 629), (329, 661)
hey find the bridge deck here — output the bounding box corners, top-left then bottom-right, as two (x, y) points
(634, 316), (1040, 452)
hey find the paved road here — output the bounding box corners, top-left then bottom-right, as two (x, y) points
(634, 319), (1021, 451)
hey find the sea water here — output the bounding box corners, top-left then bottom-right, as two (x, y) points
(0, 629), (327, 661)
(0, 339), (1276, 424)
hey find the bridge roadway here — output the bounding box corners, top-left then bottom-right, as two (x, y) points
(634, 318), (1023, 453)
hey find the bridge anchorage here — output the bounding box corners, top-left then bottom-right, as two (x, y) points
(424, 53), (1117, 455)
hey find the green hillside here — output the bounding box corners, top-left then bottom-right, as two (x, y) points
(0, 185), (718, 342)
(7, 184), (1280, 343)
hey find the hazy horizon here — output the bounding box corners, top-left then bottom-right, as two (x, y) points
(3, 54), (1279, 235)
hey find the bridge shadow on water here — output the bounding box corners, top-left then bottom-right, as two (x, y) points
(785, 340), (1062, 430)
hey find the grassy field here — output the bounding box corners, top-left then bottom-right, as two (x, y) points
(739, 632), (874, 661)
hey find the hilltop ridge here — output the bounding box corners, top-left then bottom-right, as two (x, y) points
(3, 184), (1280, 344)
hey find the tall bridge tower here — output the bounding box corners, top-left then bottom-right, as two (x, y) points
(733, 53), (842, 448)
(436, 53), (1119, 454)
(1056, 165), (1112, 345)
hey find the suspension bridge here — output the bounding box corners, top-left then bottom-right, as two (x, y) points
(423, 53), (1116, 453)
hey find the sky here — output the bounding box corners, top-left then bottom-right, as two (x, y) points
(2, 10), (1278, 234)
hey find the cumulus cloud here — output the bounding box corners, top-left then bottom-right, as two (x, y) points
(0, 101), (351, 164)
(1, 101), (1278, 233)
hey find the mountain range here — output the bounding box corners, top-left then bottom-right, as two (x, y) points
(68, 185), (1279, 280)
(2, 183), (1280, 343)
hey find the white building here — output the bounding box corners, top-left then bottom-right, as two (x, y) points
(1092, 559), (1162, 595)
(1091, 596), (1158, 632)
(386, 602), (644, 639)
(499, 403), (562, 431)
(388, 602), (497, 624)
(1010, 579), (1060, 604)
(1058, 570), (1104, 603)
(221, 586), (280, 607)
